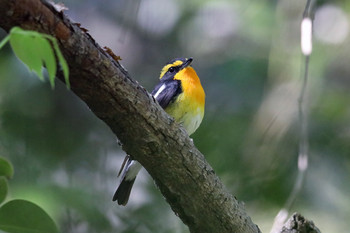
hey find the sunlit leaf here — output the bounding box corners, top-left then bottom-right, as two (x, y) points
(37, 36), (56, 87)
(2, 27), (70, 88)
(0, 157), (14, 179)
(9, 29), (44, 81)
(0, 199), (58, 233)
(52, 39), (70, 88)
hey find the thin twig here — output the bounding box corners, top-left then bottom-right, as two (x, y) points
(270, 1), (314, 232)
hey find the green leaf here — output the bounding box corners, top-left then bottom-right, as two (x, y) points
(37, 36), (56, 88)
(0, 157), (14, 179)
(52, 39), (70, 88)
(4, 27), (70, 89)
(9, 28), (44, 81)
(0, 35), (10, 50)
(0, 177), (8, 204)
(0, 199), (58, 233)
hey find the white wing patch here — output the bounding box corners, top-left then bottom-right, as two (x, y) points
(125, 161), (142, 181)
(153, 84), (166, 99)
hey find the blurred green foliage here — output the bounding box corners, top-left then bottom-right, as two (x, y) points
(0, 157), (59, 233)
(0, 0), (350, 232)
(0, 199), (58, 233)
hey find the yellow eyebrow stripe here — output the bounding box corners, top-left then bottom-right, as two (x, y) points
(159, 60), (184, 79)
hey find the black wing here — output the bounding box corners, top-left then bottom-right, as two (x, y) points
(151, 80), (182, 109)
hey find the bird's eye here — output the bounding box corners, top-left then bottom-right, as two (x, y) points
(168, 67), (175, 73)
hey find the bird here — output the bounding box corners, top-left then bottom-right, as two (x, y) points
(112, 57), (205, 206)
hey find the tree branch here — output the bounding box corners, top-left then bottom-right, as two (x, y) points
(0, 0), (260, 232)
(281, 213), (321, 233)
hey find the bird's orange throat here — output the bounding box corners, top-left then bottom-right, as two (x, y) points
(174, 67), (205, 107)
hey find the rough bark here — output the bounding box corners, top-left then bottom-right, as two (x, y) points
(281, 213), (321, 233)
(0, 0), (261, 232)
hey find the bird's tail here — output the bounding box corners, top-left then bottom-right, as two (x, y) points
(113, 158), (142, 206)
(113, 177), (136, 206)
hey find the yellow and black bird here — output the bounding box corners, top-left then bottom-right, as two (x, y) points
(113, 57), (205, 205)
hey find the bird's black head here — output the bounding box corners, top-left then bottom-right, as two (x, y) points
(159, 57), (193, 80)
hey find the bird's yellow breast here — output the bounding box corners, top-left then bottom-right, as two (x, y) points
(165, 67), (205, 135)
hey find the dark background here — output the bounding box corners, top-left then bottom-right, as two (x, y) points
(0, 0), (349, 232)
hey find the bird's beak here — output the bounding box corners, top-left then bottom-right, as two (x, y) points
(181, 57), (193, 69)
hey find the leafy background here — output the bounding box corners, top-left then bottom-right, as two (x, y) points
(0, 0), (349, 232)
